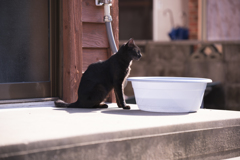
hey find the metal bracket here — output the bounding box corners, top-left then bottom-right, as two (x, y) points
(95, 0), (103, 6)
(104, 15), (112, 22)
(95, 0), (112, 6)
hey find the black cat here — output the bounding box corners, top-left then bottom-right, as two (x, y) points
(55, 38), (141, 109)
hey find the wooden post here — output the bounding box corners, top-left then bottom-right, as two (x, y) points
(62, 0), (83, 103)
(62, 0), (118, 103)
(107, 0), (118, 103)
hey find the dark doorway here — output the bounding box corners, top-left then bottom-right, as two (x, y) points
(119, 0), (153, 40)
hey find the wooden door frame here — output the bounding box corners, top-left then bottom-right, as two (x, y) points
(61, 0), (118, 103)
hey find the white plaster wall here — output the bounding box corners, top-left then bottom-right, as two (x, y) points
(207, 0), (240, 41)
(153, 0), (189, 41)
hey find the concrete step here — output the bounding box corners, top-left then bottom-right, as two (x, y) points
(0, 101), (240, 160)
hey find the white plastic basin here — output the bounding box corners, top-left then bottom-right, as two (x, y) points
(127, 77), (212, 113)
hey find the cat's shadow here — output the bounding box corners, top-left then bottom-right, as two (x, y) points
(54, 107), (191, 116)
(53, 108), (106, 114)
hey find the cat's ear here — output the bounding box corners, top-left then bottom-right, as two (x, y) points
(126, 38), (135, 47)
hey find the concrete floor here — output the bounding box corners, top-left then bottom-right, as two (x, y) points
(0, 101), (240, 159)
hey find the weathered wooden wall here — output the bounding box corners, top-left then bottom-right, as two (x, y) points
(62, 0), (83, 103)
(62, 0), (118, 103)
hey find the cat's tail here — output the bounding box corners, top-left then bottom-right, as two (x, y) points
(54, 99), (78, 108)
(54, 99), (69, 107)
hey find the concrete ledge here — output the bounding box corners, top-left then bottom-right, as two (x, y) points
(0, 101), (240, 159)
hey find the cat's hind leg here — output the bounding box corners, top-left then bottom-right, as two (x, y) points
(79, 84), (109, 108)
(67, 101), (79, 108)
(92, 103), (108, 108)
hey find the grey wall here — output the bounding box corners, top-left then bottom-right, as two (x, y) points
(124, 41), (240, 111)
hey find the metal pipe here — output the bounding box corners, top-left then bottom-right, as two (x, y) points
(105, 22), (118, 53)
(104, 3), (118, 53)
(96, 1), (118, 54)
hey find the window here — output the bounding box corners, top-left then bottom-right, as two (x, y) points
(0, 0), (58, 101)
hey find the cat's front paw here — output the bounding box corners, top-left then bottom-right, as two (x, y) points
(123, 105), (131, 109)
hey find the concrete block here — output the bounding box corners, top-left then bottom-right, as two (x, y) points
(224, 45), (240, 62)
(226, 62), (240, 84)
(185, 62), (207, 78)
(207, 61), (225, 83)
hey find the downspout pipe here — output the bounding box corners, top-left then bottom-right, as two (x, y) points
(104, 3), (118, 53)
(96, 0), (118, 54)
(105, 21), (118, 54)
